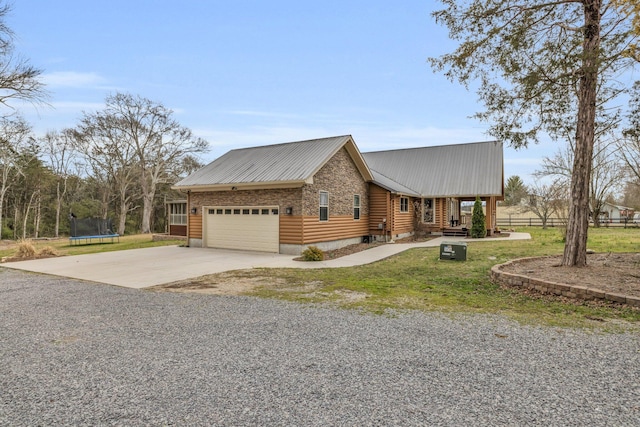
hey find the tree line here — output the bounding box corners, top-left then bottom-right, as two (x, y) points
(1, 93), (208, 239)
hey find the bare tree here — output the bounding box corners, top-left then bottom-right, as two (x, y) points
(0, 3), (47, 117)
(42, 129), (78, 237)
(73, 116), (139, 235)
(97, 93), (208, 234)
(0, 116), (32, 237)
(537, 138), (623, 227)
(526, 180), (569, 229)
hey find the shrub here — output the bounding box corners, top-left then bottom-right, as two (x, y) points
(301, 246), (324, 261)
(15, 240), (36, 258)
(471, 196), (486, 238)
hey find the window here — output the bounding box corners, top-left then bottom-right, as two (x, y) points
(242, 209), (250, 215)
(423, 198), (435, 223)
(400, 197), (409, 213)
(319, 191), (329, 221)
(252, 209), (259, 215)
(170, 203), (187, 225)
(262, 209), (270, 215)
(353, 195), (361, 220)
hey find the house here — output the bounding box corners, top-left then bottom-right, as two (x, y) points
(598, 202), (634, 223)
(172, 135), (504, 254)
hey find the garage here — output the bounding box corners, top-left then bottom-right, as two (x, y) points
(204, 206), (280, 253)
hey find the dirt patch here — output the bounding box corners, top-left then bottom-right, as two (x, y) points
(154, 272), (287, 295)
(499, 253), (640, 298)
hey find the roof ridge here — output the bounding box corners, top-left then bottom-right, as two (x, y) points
(363, 140), (500, 155)
(228, 135), (352, 153)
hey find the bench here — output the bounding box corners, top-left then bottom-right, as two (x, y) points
(69, 234), (120, 245)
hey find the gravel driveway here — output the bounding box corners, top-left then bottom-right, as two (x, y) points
(1, 268), (639, 426)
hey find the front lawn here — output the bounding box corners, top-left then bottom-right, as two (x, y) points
(243, 227), (640, 329)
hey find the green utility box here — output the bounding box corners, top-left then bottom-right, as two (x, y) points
(439, 241), (467, 261)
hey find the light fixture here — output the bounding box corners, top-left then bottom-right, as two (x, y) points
(285, 207), (293, 215)
(231, 186), (238, 191)
(191, 207), (197, 214)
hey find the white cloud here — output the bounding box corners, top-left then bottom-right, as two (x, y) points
(41, 71), (108, 88)
(50, 101), (106, 111)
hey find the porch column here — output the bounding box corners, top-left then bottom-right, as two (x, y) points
(485, 196), (495, 235)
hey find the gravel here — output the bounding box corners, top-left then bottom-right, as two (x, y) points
(1, 267), (639, 426)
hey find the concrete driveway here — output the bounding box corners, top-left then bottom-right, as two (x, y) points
(2, 233), (531, 288)
(2, 246), (299, 289)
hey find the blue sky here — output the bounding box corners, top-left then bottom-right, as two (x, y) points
(12, 0), (556, 182)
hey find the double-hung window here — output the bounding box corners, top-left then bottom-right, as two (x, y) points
(400, 197), (409, 213)
(319, 191), (329, 221)
(353, 194), (361, 220)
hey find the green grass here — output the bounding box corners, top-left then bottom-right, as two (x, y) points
(0, 234), (184, 259)
(243, 227), (640, 329)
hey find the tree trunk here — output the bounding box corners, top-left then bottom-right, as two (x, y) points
(0, 189), (5, 239)
(562, 0), (601, 267)
(54, 181), (61, 238)
(141, 192), (154, 234)
(34, 193), (41, 239)
(23, 191), (36, 240)
(117, 201), (128, 236)
(13, 205), (18, 240)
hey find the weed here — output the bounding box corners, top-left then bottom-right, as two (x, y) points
(37, 246), (58, 257)
(15, 240), (36, 258)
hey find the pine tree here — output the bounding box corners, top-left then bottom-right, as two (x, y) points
(471, 196), (486, 238)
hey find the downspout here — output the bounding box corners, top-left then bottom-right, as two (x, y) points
(186, 190), (190, 247)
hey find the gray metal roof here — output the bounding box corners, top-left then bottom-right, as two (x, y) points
(174, 135), (367, 188)
(363, 141), (504, 197)
(369, 170), (421, 197)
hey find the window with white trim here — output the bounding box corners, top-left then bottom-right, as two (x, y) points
(353, 194), (361, 220)
(170, 203), (187, 225)
(400, 197), (409, 213)
(423, 198), (435, 223)
(319, 191), (329, 221)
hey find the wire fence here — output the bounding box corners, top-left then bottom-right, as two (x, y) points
(496, 217), (640, 228)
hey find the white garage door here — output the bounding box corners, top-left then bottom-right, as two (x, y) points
(204, 206), (279, 253)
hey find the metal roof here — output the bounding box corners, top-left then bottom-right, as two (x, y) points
(369, 170), (421, 197)
(174, 135), (372, 189)
(363, 141), (504, 197)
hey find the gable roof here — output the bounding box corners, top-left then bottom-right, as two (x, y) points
(173, 135), (373, 191)
(363, 141), (503, 197)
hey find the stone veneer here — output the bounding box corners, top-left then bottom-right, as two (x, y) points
(190, 187), (303, 214)
(491, 257), (640, 308)
(301, 147), (369, 217)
